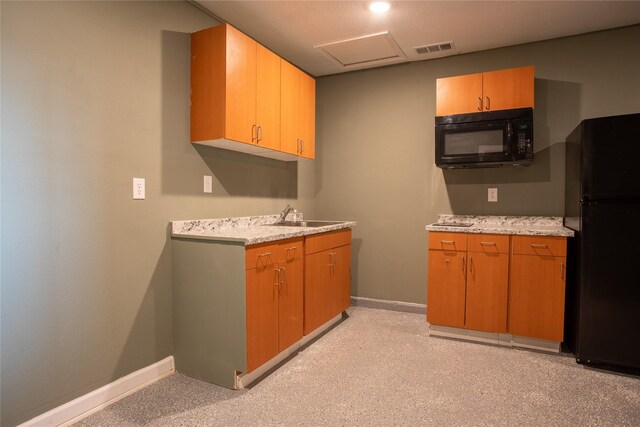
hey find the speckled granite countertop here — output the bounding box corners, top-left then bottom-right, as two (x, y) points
(171, 214), (356, 245)
(425, 215), (574, 237)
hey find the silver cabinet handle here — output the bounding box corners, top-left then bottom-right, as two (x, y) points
(257, 125), (263, 143)
(285, 246), (298, 260)
(480, 242), (496, 246)
(462, 255), (465, 272)
(280, 267), (286, 286)
(478, 97), (483, 111)
(530, 244), (548, 248)
(469, 256), (473, 273)
(440, 240), (454, 244)
(325, 252), (336, 266)
(560, 262), (564, 279)
(298, 139), (301, 154)
(485, 96), (490, 110)
(255, 252), (272, 269)
(252, 124), (257, 143)
(274, 268), (281, 286)
(300, 139), (304, 154)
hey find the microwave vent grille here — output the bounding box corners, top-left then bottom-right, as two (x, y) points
(416, 41), (454, 55)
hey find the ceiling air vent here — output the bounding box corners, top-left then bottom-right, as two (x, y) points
(416, 41), (454, 55)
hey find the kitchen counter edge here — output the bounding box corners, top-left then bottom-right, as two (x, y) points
(171, 221), (357, 245)
(425, 214), (574, 237)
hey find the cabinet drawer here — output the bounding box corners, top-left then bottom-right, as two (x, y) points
(246, 237), (304, 269)
(305, 229), (351, 255)
(428, 232), (467, 251)
(511, 235), (567, 257)
(467, 234), (509, 254)
(246, 242), (280, 270)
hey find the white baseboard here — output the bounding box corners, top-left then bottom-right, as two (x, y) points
(19, 356), (175, 427)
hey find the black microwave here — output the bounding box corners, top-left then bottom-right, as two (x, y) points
(435, 108), (533, 169)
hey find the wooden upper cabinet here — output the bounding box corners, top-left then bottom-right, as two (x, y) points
(256, 44), (281, 151)
(436, 65), (534, 116)
(436, 73), (483, 116)
(191, 23), (315, 161)
(280, 59), (300, 156)
(281, 59), (316, 159)
(191, 24), (256, 145)
(225, 25), (257, 145)
(483, 66), (534, 113)
(299, 72), (316, 159)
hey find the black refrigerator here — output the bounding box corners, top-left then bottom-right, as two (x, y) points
(564, 112), (640, 369)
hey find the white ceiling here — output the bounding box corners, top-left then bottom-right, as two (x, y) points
(193, 1), (640, 77)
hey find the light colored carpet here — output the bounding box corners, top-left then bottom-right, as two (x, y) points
(76, 307), (640, 426)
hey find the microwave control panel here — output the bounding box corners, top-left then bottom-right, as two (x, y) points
(515, 121), (533, 158)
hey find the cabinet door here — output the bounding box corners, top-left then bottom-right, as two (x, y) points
(280, 59), (300, 155)
(509, 254), (566, 341)
(277, 243), (303, 351)
(190, 25), (226, 142)
(436, 73), (483, 116)
(482, 66), (534, 112)
(332, 244), (351, 314)
(304, 250), (333, 335)
(256, 44), (281, 151)
(465, 251), (509, 333)
(299, 72), (316, 159)
(427, 249), (466, 328)
(246, 261), (279, 372)
(225, 25), (257, 145)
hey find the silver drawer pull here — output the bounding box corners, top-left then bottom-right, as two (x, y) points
(480, 242), (496, 246)
(530, 244), (548, 248)
(440, 240), (455, 244)
(258, 252), (272, 258)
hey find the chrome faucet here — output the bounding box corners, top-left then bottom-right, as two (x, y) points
(276, 204), (293, 223)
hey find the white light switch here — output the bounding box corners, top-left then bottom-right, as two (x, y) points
(133, 178), (145, 200)
(204, 175), (212, 193)
(488, 188), (498, 202)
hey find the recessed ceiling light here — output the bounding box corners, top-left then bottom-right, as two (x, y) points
(369, 2), (390, 14)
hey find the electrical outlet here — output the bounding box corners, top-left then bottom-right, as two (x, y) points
(133, 178), (145, 200)
(204, 175), (212, 193)
(488, 187), (498, 202)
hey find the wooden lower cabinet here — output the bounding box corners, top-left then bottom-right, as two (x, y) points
(427, 232), (509, 333)
(427, 232), (567, 343)
(509, 236), (567, 342)
(304, 230), (351, 335)
(426, 248), (466, 328)
(172, 228), (352, 389)
(465, 250), (509, 333)
(246, 238), (303, 372)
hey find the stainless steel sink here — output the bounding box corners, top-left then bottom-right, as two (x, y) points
(261, 221), (345, 228)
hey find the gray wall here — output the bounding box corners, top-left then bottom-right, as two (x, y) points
(0, 1), (315, 425)
(315, 25), (640, 305)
